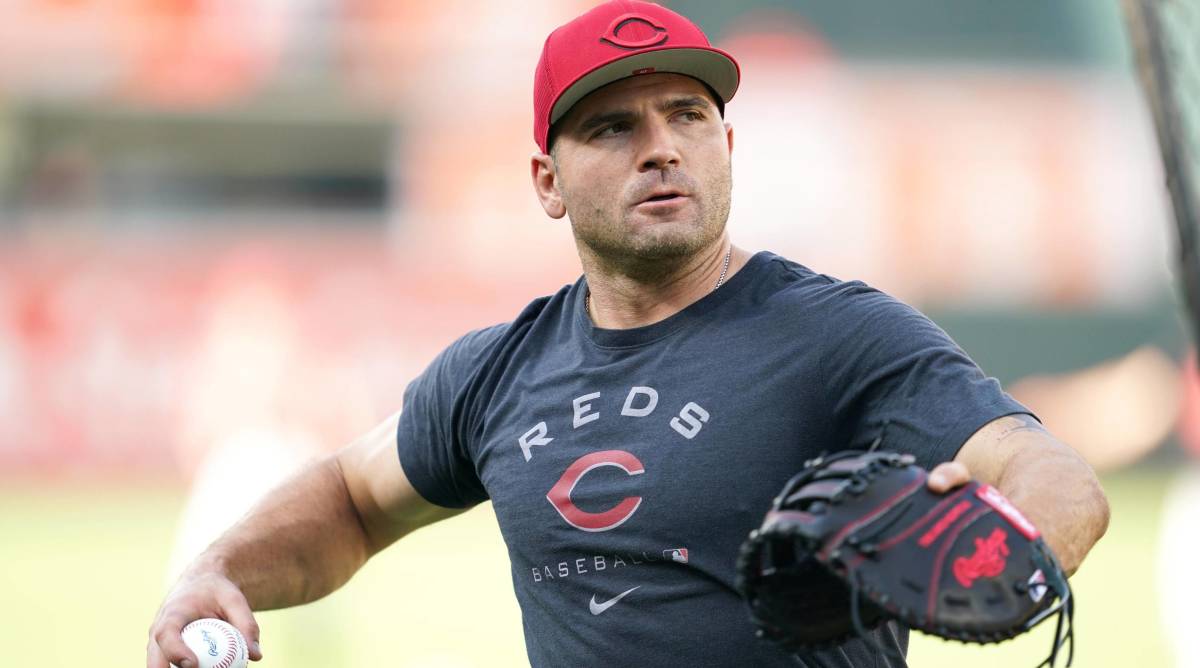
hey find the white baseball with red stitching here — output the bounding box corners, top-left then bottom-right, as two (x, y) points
(172, 618), (249, 668)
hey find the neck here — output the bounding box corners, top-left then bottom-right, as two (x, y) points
(582, 239), (746, 329)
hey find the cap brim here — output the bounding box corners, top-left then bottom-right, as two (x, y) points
(549, 46), (740, 127)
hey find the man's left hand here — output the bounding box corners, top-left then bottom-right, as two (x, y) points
(926, 461), (971, 494)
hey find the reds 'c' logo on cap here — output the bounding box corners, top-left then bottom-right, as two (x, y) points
(600, 13), (669, 49)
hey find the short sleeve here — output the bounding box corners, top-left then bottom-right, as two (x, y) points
(819, 281), (1034, 470)
(396, 326), (505, 509)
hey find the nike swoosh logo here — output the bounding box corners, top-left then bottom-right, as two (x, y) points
(589, 586), (640, 615)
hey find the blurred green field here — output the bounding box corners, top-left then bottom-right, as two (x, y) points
(0, 470), (1170, 667)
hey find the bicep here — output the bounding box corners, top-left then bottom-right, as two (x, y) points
(336, 411), (464, 556)
(820, 284), (1029, 468)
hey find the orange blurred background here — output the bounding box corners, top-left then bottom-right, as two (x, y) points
(3, 2), (1199, 667)
(0, 0), (1194, 480)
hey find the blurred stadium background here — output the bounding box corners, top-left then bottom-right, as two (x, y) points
(0, 0), (1196, 666)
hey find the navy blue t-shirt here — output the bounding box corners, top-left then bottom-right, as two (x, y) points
(397, 251), (1031, 667)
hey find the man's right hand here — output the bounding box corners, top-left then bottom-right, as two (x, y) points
(144, 411), (459, 667)
(146, 570), (264, 668)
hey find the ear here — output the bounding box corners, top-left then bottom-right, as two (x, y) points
(725, 122), (734, 156)
(531, 152), (566, 219)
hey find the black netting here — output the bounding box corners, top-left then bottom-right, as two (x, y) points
(1126, 0), (1200, 352)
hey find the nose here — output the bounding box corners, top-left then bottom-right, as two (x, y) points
(637, 117), (682, 172)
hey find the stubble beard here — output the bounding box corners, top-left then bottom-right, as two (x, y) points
(564, 166), (733, 281)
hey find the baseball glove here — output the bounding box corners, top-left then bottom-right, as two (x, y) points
(736, 450), (1073, 667)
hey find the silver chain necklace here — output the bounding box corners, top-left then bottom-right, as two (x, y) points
(586, 247), (732, 318)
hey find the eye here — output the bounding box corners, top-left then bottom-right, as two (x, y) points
(676, 111), (704, 122)
(595, 122), (630, 138)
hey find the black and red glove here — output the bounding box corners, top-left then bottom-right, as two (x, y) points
(736, 450), (1073, 667)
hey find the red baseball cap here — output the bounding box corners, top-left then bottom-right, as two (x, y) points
(533, 0), (740, 153)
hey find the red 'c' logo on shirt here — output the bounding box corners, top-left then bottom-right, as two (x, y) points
(546, 450), (644, 531)
(600, 13), (669, 49)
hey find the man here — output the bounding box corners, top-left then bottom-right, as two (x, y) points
(146, 2), (1109, 667)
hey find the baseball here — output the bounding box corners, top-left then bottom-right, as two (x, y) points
(172, 618), (249, 668)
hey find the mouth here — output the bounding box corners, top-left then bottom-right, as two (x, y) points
(637, 190), (688, 206)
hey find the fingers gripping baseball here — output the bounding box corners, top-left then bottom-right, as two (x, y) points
(148, 609), (200, 668)
(147, 572), (262, 668)
(215, 587), (261, 659)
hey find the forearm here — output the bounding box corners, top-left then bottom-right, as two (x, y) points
(949, 414), (1110, 576)
(148, 415), (451, 668)
(184, 455), (373, 610)
(990, 436), (1109, 575)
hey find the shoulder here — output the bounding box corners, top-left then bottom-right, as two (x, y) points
(431, 282), (576, 372)
(743, 253), (959, 370)
(750, 252), (920, 322)
(440, 322), (511, 365)
(405, 283), (578, 443)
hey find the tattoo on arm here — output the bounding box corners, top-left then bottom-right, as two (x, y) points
(993, 414), (1045, 441)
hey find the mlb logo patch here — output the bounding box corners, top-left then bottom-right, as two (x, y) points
(1027, 569), (1048, 603)
(664, 548), (689, 563)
